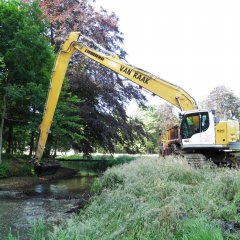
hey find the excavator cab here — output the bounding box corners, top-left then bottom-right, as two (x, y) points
(180, 110), (216, 148)
(180, 111), (209, 138)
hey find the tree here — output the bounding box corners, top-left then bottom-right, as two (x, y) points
(38, 0), (125, 54)
(203, 85), (240, 120)
(133, 104), (179, 154)
(44, 80), (83, 157)
(156, 104), (179, 131)
(34, 0), (147, 155)
(0, 55), (7, 163)
(0, 0), (54, 156)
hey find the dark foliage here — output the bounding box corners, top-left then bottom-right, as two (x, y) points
(0, 0), (54, 156)
(37, 0), (147, 154)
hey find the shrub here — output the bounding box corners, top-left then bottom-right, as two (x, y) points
(0, 162), (9, 178)
(20, 163), (34, 176)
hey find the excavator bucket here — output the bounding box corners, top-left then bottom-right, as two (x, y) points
(34, 160), (60, 177)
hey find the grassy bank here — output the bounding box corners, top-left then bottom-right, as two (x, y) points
(58, 153), (138, 161)
(49, 156), (240, 239)
(58, 154), (139, 170)
(8, 156), (240, 239)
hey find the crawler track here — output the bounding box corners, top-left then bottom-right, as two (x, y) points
(183, 152), (240, 168)
(183, 153), (209, 168)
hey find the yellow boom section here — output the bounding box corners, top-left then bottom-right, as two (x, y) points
(75, 44), (197, 110)
(35, 32), (197, 163)
(35, 32), (80, 161)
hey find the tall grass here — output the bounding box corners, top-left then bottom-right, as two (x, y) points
(44, 156), (240, 239)
(6, 220), (47, 240)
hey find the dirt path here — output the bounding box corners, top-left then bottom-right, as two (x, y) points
(0, 167), (77, 191)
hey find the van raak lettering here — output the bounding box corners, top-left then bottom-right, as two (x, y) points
(133, 71), (150, 84)
(120, 65), (133, 75)
(85, 49), (104, 61)
(119, 66), (150, 84)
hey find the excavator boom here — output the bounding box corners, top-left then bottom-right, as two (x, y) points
(34, 32), (198, 172)
(73, 43), (197, 111)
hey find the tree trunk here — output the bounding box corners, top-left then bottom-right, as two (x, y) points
(6, 125), (13, 155)
(0, 95), (6, 164)
(45, 147), (51, 158)
(29, 131), (34, 157)
(53, 148), (57, 158)
(50, 24), (55, 47)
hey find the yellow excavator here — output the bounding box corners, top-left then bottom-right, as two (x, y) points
(34, 32), (240, 175)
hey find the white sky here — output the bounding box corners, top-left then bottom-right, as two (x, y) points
(97, 0), (240, 108)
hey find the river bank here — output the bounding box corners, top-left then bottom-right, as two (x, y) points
(0, 154), (138, 190)
(46, 156), (240, 240)
(0, 167), (77, 191)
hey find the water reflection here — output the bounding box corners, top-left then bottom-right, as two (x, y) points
(0, 197), (80, 239)
(0, 170), (97, 239)
(60, 160), (108, 176)
(33, 177), (96, 196)
(35, 184), (44, 193)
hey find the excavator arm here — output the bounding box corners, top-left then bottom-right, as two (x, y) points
(35, 32), (197, 166)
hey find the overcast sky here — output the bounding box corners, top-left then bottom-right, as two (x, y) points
(97, 0), (240, 108)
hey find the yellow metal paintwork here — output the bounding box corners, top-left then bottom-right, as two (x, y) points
(74, 44), (197, 111)
(35, 32), (80, 161)
(215, 122), (227, 145)
(36, 32), (240, 163)
(215, 120), (240, 145)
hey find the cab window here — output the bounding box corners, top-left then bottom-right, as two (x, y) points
(180, 112), (209, 139)
(201, 112), (209, 132)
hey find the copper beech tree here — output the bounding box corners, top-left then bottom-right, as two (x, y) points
(25, 0), (147, 154)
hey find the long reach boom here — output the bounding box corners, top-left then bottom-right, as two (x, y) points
(35, 32), (197, 164)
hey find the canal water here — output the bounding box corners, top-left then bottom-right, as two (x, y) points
(0, 161), (104, 239)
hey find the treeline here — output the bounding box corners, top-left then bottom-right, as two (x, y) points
(1, 1), (240, 162)
(0, 0), (147, 162)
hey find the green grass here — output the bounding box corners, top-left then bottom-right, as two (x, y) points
(5, 220), (47, 240)
(58, 154), (139, 169)
(1, 160), (34, 177)
(9, 155), (240, 239)
(44, 156), (240, 239)
(57, 153), (139, 161)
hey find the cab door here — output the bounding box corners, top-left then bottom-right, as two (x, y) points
(199, 112), (215, 145)
(180, 111), (215, 147)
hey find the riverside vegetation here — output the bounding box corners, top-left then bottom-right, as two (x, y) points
(0, 154), (136, 178)
(0, 157), (33, 178)
(7, 155), (240, 239)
